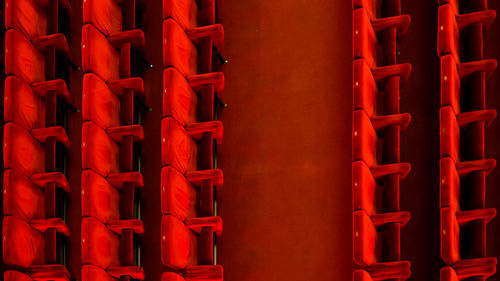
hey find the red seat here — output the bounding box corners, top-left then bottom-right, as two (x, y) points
(3, 216), (70, 268)
(83, 74), (121, 130)
(162, 265), (223, 281)
(163, 19), (224, 76)
(5, 267), (71, 281)
(441, 260), (497, 281)
(82, 121), (119, 177)
(161, 215), (222, 270)
(163, 67), (224, 126)
(82, 264), (145, 281)
(4, 76), (46, 131)
(3, 169), (45, 221)
(352, 262), (411, 281)
(4, 122), (45, 176)
(353, 210), (410, 267)
(163, 0), (220, 30)
(82, 170), (120, 223)
(82, 217), (144, 269)
(83, 0), (123, 36)
(162, 117), (223, 173)
(82, 24), (145, 83)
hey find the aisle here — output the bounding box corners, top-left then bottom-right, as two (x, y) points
(218, 1), (353, 280)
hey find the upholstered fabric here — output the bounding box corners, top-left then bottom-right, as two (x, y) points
(82, 121), (120, 177)
(161, 166), (197, 221)
(83, 0), (122, 36)
(5, 29), (45, 84)
(163, 67), (198, 126)
(82, 24), (120, 82)
(3, 216), (45, 268)
(4, 122), (45, 176)
(5, 0), (47, 40)
(82, 170), (120, 223)
(81, 217), (121, 269)
(83, 73), (121, 130)
(161, 117), (197, 173)
(3, 169), (45, 221)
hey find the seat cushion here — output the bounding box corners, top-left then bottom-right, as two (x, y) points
(163, 67), (198, 126)
(83, 73), (121, 129)
(83, 0), (122, 35)
(5, 0), (47, 40)
(82, 170), (120, 223)
(82, 265), (115, 281)
(4, 271), (34, 281)
(82, 121), (120, 177)
(5, 76), (46, 131)
(3, 216), (45, 268)
(5, 29), (45, 84)
(4, 169), (45, 221)
(82, 24), (120, 82)
(161, 215), (197, 270)
(4, 122), (45, 176)
(163, 19), (198, 77)
(161, 117), (198, 173)
(81, 217), (120, 268)
(161, 166), (197, 220)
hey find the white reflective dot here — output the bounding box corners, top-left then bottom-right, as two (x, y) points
(82, 239), (85, 243)
(442, 128), (445, 133)
(82, 142), (86, 147)
(162, 138), (166, 142)
(4, 96), (7, 101)
(3, 189), (6, 194)
(355, 232), (359, 237)
(355, 81), (359, 87)
(162, 187), (165, 191)
(443, 230), (446, 235)
(355, 30), (359, 35)
(82, 190), (85, 195)
(440, 26), (444, 31)
(441, 179), (445, 184)
(162, 236), (166, 240)
(354, 182), (358, 187)
(3, 236), (6, 241)
(444, 76), (448, 81)
(164, 89), (167, 93)
(82, 45), (86, 49)
(354, 131), (358, 137)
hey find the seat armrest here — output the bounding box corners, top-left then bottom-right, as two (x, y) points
(186, 121), (223, 144)
(372, 14), (411, 40)
(372, 211), (411, 227)
(30, 218), (70, 236)
(457, 10), (496, 30)
(187, 24), (224, 51)
(108, 77), (145, 100)
(32, 33), (71, 59)
(184, 265), (223, 281)
(372, 113), (411, 131)
(456, 208), (497, 224)
(186, 216), (223, 235)
(107, 266), (145, 280)
(108, 172), (144, 189)
(31, 172), (70, 192)
(31, 79), (72, 104)
(186, 169), (223, 189)
(372, 63), (412, 85)
(107, 219), (144, 235)
(456, 109), (496, 127)
(456, 159), (496, 176)
(28, 264), (71, 281)
(107, 125), (145, 143)
(458, 59), (497, 78)
(187, 72), (225, 97)
(371, 163), (411, 179)
(108, 29), (146, 51)
(31, 126), (71, 148)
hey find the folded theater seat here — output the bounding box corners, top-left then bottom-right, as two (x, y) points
(162, 265), (223, 281)
(4, 122), (70, 176)
(81, 217), (144, 270)
(3, 216), (70, 268)
(5, 0), (72, 40)
(437, 3), (496, 61)
(82, 264), (145, 281)
(440, 54), (497, 114)
(352, 211), (411, 280)
(82, 121), (143, 178)
(82, 23), (145, 83)
(164, 67), (224, 125)
(162, 215), (222, 270)
(352, 58), (411, 118)
(163, 0), (223, 30)
(352, 5), (411, 68)
(163, 18), (224, 76)
(5, 28), (71, 85)
(161, 117), (223, 173)
(5, 267), (71, 281)
(84, 0), (143, 36)
(162, 166), (222, 220)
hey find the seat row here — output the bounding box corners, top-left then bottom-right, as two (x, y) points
(81, 0), (149, 280)
(352, 0), (412, 280)
(437, 0), (498, 280)
(3, 0), (74, 280)
(162, 0), (225, 280)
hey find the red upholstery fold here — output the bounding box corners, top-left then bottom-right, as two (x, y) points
(107, 125), (145, 143)
(5, 0), (47, 40)
(186, 169), (223, 189)
(4, 122), (45, 176)
(32, 33), (71, 59)
(30, 218), (70, 236)
(163, 19), (199, 76)
(107, 219), (144, 235)
(29, 265), (72, 281)
(352, 8), (377, 67)
(31, 79), (71, 103)
(371, 163), (411, 179)
(107, 172), (144, 189)
(108, 77), (145, 99)
(31, 126), (71, 148)
(371, 113), (411, 131)
(82, 121), (120, 177)
(82, 24), (120, 82)
(161, 166), (198, 220)
(3, 216), (46, 267)
(161, 117), (198, 173)
(82, 170), (120, 223)
(82, 217), (120, 268)
(4, 169), (45, 221)
(31, 172), (70, 192)
(108, 29), (146, 51)
(5, 29), (45, 84)
(187, 72), (225, 96)
(372, 15), (411, 40)
(161, 215), (198, 269)
(186, 24), (224, 51)
(164, 67), (199, 125)
(107, 266), (145, 280)
(371, 211), (411, 227)
(83, 73), (121, 129)
(83, 0), (122, 36)
(186, 121), (223, 144)
(185, 216), (223, 235)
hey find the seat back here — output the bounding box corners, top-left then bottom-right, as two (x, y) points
(163, 67), (198, 126)
(441, 207), (460, 264)
(5, 0), (47, 40)
(161, 117), (197, 173)
(4, 169), (45, 221)
(352, 161), (376, 216)
(82, 121), (120, 177)
(3, 216), (45, 268)
(4, 271), (34, 281)
(82, 170), (120, 223)
(353, 210), (377, 267)
(83, 73), (121, 129)
(83, 0), (122, 36)
(161, 166), (197, 220)
(163, 19), (198, 77)
(82, 24), (120, 82)
(352, 110), (377, 168)
(163, 0), (198, 30)
(5, 29), (45, 84)
(81, 217), (120, 268)
(4, 122), (45, 176)
(5, 76), (46, 131)
(161, 215), (197, 270)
